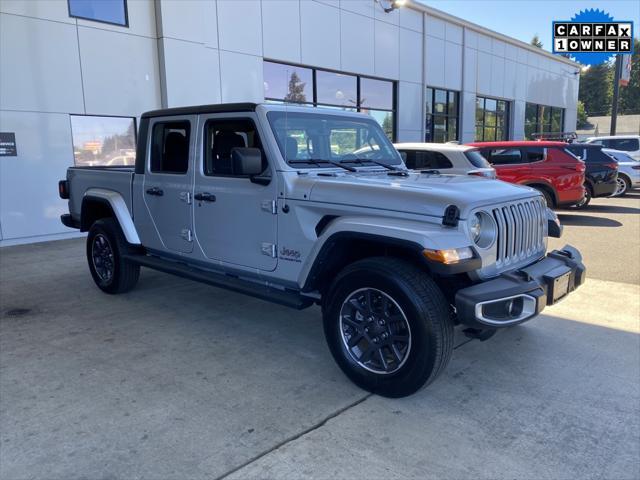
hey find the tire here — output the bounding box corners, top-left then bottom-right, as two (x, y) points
(612, 175), (630, 197)
(534, 188), (555, 209)
(322, 257), (453, 398)
(574, 184), (592, 209)
(86, 218), (140, 294)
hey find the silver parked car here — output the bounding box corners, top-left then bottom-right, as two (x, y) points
(59, 103), (584, 397)
(603, 148), (640, 196)
(394, 142), (496, 178)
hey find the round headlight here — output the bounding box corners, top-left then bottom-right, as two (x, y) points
(468, 211), (497, 248)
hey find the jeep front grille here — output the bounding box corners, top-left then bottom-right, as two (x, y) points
(492, 198), (546, 268)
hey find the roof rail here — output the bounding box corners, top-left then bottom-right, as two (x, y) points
(530, 132), (578, 143)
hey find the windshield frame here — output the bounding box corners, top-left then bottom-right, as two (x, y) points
(266, 110), (402, 169)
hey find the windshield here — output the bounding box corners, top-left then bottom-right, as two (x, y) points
(464, 149), (491, 168)
(267, 111), (402, 168)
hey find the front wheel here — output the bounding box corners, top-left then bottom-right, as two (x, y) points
(322, 257), (453, 398)
(87, 218), (140, 294)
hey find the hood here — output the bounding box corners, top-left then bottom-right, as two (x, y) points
(305, 170), (538, 219)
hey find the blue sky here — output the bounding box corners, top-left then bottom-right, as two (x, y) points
(420, 1), (639, 52)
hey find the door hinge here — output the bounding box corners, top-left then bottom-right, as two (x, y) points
(179, 191), (192, 204)
(261, 243), (277, 258)
(261, 200), (277, 214)
(181, 228), (193, 242)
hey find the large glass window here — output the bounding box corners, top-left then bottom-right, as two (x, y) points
(263, 61), (396, 140)
(475, 96), (510, 141)
(425, 88), (459, 143)
(68, 0), (128, 26)
(525, 103), (565, 139)
(267, 111), (401, 168)
(70, 115), (136, 167)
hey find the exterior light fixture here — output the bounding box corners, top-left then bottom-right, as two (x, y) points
(376, 0), (406, 13)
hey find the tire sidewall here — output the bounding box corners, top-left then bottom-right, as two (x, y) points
(324, 265), (440, 396)
(86, 220), (124, 292)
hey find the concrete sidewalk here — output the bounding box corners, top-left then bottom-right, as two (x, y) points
(1, 238), (639, 480)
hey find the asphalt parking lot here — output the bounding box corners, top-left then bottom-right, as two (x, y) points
(1, 194), (639, 480)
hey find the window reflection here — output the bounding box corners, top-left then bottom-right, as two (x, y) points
(524, 103), (564, 139)
(360, 77), (393, 110)
(68, 0), (127, 26)
(263, 62), (313, 104)
(426, 87), (459, 143)
(70, 116), (136, 167)
(475, 97), (509, 141)
(316, 71), (357, 107)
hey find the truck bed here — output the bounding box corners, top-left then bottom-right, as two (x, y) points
(66, 166), (135, 223)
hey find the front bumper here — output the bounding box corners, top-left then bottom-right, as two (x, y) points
(455, 245), (585, 328)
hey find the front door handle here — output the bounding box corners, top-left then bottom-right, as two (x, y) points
(146, 187), (164, 196)
(194, 192), (216, 202)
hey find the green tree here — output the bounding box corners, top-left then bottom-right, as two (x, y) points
(530, 35), (543, 48)
(579, 63), (613, 116)
(382, 113), (393, 140)
(576, 100), (589, 128)
(619, 39), (640, 115)
(284, 71), (307, 103)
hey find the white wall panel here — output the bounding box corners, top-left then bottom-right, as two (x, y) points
(445, 22), (463, 45)
(341, 10), (374, 75)
(316, 0), (340, 7)
(490, 55), (505, 98)
(397, 82), (423, 131)
(515, 62), (527, 100)
(425, 15), (445, 38)
(217, 0), (262, 56)
(399, 28), (422, 83)
(476, 50), (492, 95)
(512, 100), (526, 140)
(399, 7), (422, 32)
(374, 1), (399, 25)
(262, 0), (301, 63)
(374, 20), (399, 79)
(564, 107), (577, 132)
(425, 36), (445, 87)
(340, 0), (374, 18)
(77, 0), (156, 38)
(0, 14), (84, 114)
(504, 43), (518, 62)
(503, 59), (517, 100)
(464, 28), (478, 50)
(220, 51), (263, 103)
(527, 50), (541, 68)
(463, 47), (477, 93)
(161, 39), (221, 107)
(516, 46), (528, 64)
(158, 0), (217, 47)
(0, 0), (73, 24)
(444, 41), (462, 91)
(0, 111), (73, 239)
(79, 27), (160, 116)
(300, 0), (340, 70)
(397, 130), (423, 142)
(477, 33), (492, 53)
(460, 91), (477, 142)
(491, 38), (506, 57)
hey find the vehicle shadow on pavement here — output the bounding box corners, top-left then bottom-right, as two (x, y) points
(557, 214), (622, 227)
(573, 204), (640, 215)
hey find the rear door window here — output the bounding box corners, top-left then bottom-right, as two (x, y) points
(608, 138), (639, 152)
(486, 148), (523, 165)
(150, 121), (191, 174)
(523, 147), (545, 163)
(464, 149), (491, 168)
(402, 150), (453, 169)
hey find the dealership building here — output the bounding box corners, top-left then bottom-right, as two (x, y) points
(0, 0), (580, 245)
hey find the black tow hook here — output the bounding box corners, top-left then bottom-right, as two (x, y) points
(463, 328), (497, 342)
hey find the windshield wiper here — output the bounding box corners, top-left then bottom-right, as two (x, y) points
(288, 159), (357, 172)
(339, 157), (401, 171)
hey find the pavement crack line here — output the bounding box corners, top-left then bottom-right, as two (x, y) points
(214, 393), (373, 480)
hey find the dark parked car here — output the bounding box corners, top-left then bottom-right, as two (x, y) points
(565, 144), (619, 208)
(468, 141), (586, 208)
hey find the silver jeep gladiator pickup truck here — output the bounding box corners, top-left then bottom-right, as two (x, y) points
(59, 103), (585, 397)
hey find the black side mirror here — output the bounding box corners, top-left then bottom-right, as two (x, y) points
(231, 147), (270, 185)
(231, 147), (263, 176)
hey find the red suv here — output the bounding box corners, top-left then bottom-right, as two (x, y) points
(467, 141), (586, 208)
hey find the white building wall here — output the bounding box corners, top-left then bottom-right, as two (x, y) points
(0, 0), (580, 244)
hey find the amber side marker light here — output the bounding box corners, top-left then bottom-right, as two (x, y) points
(423, 247), (474, 264)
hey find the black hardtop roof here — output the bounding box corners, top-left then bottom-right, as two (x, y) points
(141, 102), (258, 119)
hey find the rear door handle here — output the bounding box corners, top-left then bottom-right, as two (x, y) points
(194, 192), (216, 202)
(146, 187), (164, 196)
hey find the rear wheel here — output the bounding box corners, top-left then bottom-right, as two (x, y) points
(87, 218), (140, 294)
(612, 176), (630, 197)
(322, 257), (453, 398)
(574, 185), (592, 209)
(533, 187), (554, 209)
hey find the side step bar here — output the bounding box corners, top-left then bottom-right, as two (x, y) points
(124, 254), (313, 310)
